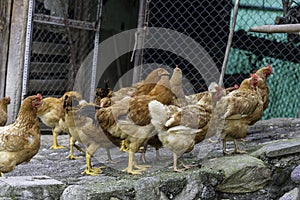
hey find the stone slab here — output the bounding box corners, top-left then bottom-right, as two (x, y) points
(266, 139), (300, 158)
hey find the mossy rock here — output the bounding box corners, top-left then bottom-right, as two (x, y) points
(200, 155), (271, 193)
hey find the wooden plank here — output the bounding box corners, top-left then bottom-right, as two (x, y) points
(0, 0), (13, 97)
(249, 24), (300, 34)
(232, 30), (300, 64)
(33, 14), (96, 31)
(32, 41), (69, 56)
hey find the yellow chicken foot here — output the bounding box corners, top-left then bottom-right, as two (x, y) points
(66, 137), (82, 160)
(82, 152), (105, 176)
(50, 131), (65, 149)
(173, 153), (185, 172)
(233, 139), (247, 154)
(0, 172), (3, 177)
(122, 152), (145, 174)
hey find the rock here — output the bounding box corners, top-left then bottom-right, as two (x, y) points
(291, 165), (300, 184)
(266, 138), (300, 158)
(61, 185), (89, 200)
(279, 187), (300, 200)
(134, 177), (160, 200)
(201, 155), (271, 193)
(63, 179), (135, 200)
(0, 176), (66, 200)
(250, 146), (267, 158)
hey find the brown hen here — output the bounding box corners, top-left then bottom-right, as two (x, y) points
(148, 83), (223, 172)
(37, 91), (82, 149)
(254, 64), (273, 111)
(0, 94), (42, 176)
(211, 74), (263, 154)
(63, 95), (116, 175)
(95, 73), (173, 174)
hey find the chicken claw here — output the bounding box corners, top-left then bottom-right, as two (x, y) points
(82, 166), (105, 176)
(234, 149), (247, 154)
(123, 152), (151, 175)
(181, 161), (196, 170)
(82, 152), (105, 176)
(50, 131), (65, 149)
(67, 154), (82, 160)
(50, 144), (65, 149)
(122, 168), (143, 175)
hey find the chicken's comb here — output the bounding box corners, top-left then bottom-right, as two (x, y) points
(37, 93), (43, 100)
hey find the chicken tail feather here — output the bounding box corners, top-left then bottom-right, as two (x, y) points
(148, 100), (169, 131)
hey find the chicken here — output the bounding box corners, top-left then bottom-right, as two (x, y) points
(140, 66), (184, 162)
(170, 65), (185, 98)
(211, 74), (263, 155)
(63, 95), (116, 175)
(0, 96), (11, 126)
(254, 64), (273, 111)
(110, 68), (170, 103)
(37, 91), (82, 149)
(0, 94), (43, 176)
(95, 72), (174, 174)
(149, 100), (201, 172)
(148, 83), (223, 172)
(131, 68), (170, 97)
(187, 84), (238, 105)
(94, 80), (113, 106)
(95, 98), (151, 174)
(129, 74), (175, 126)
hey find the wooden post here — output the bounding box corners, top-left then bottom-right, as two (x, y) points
(0, 0), (13, 97)
(6, 0), (29, 122)
(219, 0), (240, 87)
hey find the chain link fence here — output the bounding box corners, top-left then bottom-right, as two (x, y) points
(24, 0), (299, 118)
(141, 0), (300, 119)
(25, 0), (98, 97)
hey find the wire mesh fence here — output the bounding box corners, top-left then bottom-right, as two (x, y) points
(25, 0), (98, 97)
(141, 0), (300, 118)
(24, 0), (300, 118)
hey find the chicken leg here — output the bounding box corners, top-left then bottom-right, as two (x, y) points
(233, 139), (247, 154)
(122, 152), (151, 174)
(82, 152), (105, 176)
(106, 148), (116, 163)
(67, 136), (82, 160)
(173, 153), (185, 172)
(50, 130), (65, 149)
(222, 139), (247, 155)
